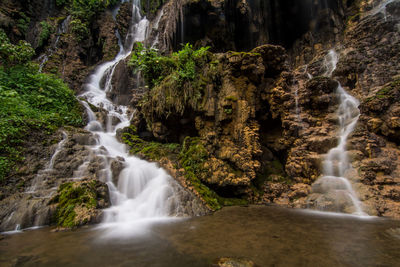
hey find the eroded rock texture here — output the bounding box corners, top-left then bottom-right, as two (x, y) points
(130, 0), (400, 217)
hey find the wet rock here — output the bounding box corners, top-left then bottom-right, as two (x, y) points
(111, 157), (126, 185)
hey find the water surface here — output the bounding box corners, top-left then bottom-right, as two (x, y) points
(1, 206), (400, 266)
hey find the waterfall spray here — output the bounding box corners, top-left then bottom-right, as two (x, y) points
(308, 50), (366, 216)
(79, 0), (181, 238)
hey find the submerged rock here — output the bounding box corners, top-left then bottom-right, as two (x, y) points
(212, 257), (256, 267)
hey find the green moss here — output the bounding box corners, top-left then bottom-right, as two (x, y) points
(122, 130), (249, 210)
(0, 62), (83, 180)
(51, 181), (98, 228)
(121, 125), (180, 161)
(253, 159), (290, 192)
(227, 51), (261, 57)
(225, 95), (238, 102)
(179, 137), (222, 210)
(224, 108), (233, 115)
(140, 0), (165, 15)
(218, 197), (248, 206)
(365, 77), (400, 103)
(38, 21), (54, 47)
(16, 12), (30, 37)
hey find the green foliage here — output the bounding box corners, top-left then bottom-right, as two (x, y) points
(224, 108), (233, 115)
(51, 181), (98, 228)
(69, 0), (119, 21)
(57, 0), (118, 40)
(122, 131), (248, 210)
(179, 137), (221, 210)
(131, 43), (210, 116)
(225, 95), (238, 102)
(70, 18), (89, 42)
(365, 77), (400, 103)
(0, 64), (83, 180)
(130, 43), (176, 88)
(130, 43), (210, 88)
(121, 125), (180, 161)
(16, 12), (30, 36)
(38, 21), (54, 47)
(0, 29), (35, 67)
(140, 0), (165, 15)
(56, 0), (69, 6)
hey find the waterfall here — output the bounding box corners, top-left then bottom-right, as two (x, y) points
(38, 16), (71, 72)
(308, 50), (366, 216)
(367, 0), (398, 21)
(25, 131), (68, 194)
(79, 0), (181, 238)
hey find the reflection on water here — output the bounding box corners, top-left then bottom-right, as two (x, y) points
(1, 206), (400, 266)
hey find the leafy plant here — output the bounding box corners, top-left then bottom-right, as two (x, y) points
(130, 43), (210, 88)
(70, 18), (89, 42)
(0, 32), (83, 180)
(38, 21), (54, 47)
(129, 43), (210, 116)
(69, 0), (119, 21)
(0, 29), (35, 67)
(16, 12), (30, 36)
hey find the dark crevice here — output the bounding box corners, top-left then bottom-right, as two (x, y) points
(173, 0), (343, 52)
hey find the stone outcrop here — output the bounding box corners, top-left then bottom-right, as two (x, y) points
(0, 127), (111, 231)
(132, 45), (287, 199)
(263, 0), (400, 216)
(128, 0), (400, 217)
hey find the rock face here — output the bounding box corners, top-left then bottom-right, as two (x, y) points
(133, 45), (287, 199)
(152, 0), (344, 52)
(259, 0), (400, 216)
(129, 0), (400, 217)
(0, 128), (111, 231)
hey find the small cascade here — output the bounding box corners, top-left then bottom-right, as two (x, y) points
(308, 50), (366, 216)
(37, 16), (71, 72)
(25, 131), (68, 195)
(150, 9), (164, 48)
(368, 0), (398, 20)
(304, 64), (313, 80)
(292, 78), (302, 125)
(79, 0), (182, 238)
(0, 130), (70, 232)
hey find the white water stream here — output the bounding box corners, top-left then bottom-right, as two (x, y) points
(311, 50), (366, 216)
(79, 0), (180, 238)
(25, 131), (68, 194)
(367, 0), (398, 21)
(37, 16), (71, 72)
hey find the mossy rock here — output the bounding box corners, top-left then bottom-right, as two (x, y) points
(51, 180), (108, 228)
(121, 125), (181, 161)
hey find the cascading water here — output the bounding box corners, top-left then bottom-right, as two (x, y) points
(367, 0), (398, 21)
(308, 50), (366, 216)
(37, 16), (71, 72)
(79, 0), (181, 238)
(25, 131), (68, 194)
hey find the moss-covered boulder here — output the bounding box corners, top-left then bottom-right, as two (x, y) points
(51, 179), (109, 228)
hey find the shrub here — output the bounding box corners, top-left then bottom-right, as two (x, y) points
(38, 21), (54, 47)
(16, 12), (30, 37)
(130, 43), (210, 88)
(0, 29), (35, 67)
(0, 56), (83, 180)
(70, 18), (89, 42)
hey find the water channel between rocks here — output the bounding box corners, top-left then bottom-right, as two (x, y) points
(1, 205), (400, 267)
